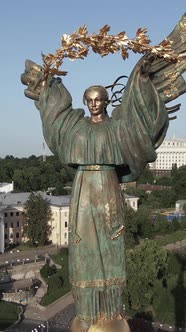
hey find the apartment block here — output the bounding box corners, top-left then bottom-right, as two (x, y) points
(150, 138), (186, 170)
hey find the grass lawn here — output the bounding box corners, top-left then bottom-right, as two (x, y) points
(15, 242), (54, 251)
(0, 301), (20, 330)
(153, 272), (186, 327)
(40, 249), (71, 306)
(154, 230), (186, 246)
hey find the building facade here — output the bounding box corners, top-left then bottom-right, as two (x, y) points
(149, 138), (186, 170)
(0, 192), (70, 253)
(0, 207), (5, 253)
(0, 181), (14, 193)
(124, 194), (139, 211)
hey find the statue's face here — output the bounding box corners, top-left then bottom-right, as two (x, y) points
(85, 89), (107, 116)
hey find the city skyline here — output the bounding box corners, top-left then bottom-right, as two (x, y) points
(1, 1), (186, 158)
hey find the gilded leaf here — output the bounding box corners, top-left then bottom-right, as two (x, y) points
(41, 24), (178, 77)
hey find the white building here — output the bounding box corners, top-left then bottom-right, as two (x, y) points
(150, 138), (186, 170)
(175, 200), (186, 212)
(0, 181), (14, 193)
(0, 207), (6, 253)
(124, 194), (139, 211)
(0, 192), (70, 253)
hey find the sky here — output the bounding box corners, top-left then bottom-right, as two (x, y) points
(0, 0), (186, 158)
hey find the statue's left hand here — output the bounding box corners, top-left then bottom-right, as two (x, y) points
(21, 59), (45, 100)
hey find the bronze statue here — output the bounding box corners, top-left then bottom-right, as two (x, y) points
(21, 14), (186, 332)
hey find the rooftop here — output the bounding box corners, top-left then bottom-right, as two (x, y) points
(0, 192), (70, 208)
(0, 182), (11, 188)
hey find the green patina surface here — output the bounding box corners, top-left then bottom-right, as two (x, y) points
(21, 13), (186, 330)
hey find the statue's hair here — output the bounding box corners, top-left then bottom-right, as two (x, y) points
(83, 85), (109, 105)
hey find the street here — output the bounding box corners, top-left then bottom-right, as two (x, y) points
(0, 245), (58, 266)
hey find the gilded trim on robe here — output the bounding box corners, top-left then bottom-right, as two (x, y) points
(77, 312), (122, 323)
(78, 165), (115, 171)
(111, 225), (125, 240)
(70, 277), (126, 288)
(105, 203), (110, 228)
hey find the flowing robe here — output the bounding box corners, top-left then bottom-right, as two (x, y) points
(34, 64), (169, 329)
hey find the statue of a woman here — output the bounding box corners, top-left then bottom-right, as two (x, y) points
(21, 14), (186, 332)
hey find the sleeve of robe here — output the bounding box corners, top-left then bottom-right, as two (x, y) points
(112, 60), (169, 183)
(112, 12), (186, 183)
(35, 77), (85, 165)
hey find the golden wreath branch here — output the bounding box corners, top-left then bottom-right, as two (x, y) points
(40, 24), (182, 79)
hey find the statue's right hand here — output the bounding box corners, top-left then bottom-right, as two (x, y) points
(21, 59), (44, 100)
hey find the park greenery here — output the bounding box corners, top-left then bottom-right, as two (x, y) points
(123, 204), (186, 249)
(125, 244), (186, 327)
(0, 154), (76, 194)
(0, 301), (21, 329)
(40, 248), (70, 305)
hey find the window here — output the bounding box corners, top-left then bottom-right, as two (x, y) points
(16, 212), (19, 216)
(65, 221), (68, 228)
(10, 233), (13, 239)
(10, 212), (13, 217)
(4, 233), (8, 239)
(11, 222), (13, 228)
(16, 232), (19, 239)
(4, 212), (7, 217)
(64, 232), (67, 239)
(5, 222), (7, 229)
(17, 221), (19, 228)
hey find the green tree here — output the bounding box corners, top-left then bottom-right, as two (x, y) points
(134, 206), (153, 238)
(155, 176), (172, 186)
(125, 240), (168, 309)
(152, 214), (172, 235)
(172, 165), (186, 199)
(145, 188), (177, 209)
(170, 163), (177, 178)
(0, 155), (76, 194)
(124, 206), (139, 249)
(137, 165), (154, 185)
(23, 192), (52, 246)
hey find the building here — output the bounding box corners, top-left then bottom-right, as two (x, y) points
(0, 192), (70, 253)
(0, 181), (14, 193)
(47, 195), (70, 247)
(149, 137), (186, 170)
(124, 194), (139, 211)
(0, 182), (14, 253)
(0, 206), (6, 253)
(175, 199), (186, 212)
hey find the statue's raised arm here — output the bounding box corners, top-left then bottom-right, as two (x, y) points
(111, 13), (186, 182)
(21, 60), (85, 162)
